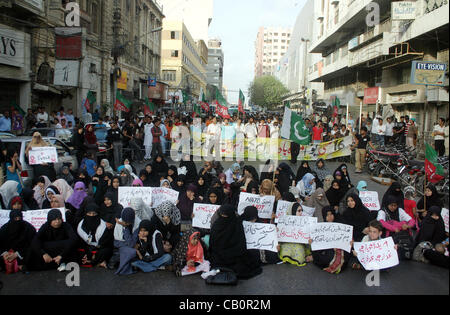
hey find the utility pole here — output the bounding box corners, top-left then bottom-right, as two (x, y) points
(112, 0), (122, 118)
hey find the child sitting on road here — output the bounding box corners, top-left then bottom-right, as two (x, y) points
(351, 220), (398, 270)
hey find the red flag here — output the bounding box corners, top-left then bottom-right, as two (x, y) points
(215, 100), (230, 119)
(200, 101), (209, 112)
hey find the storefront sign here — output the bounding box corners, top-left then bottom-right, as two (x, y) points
(410, 61), (447, 86)
(54, 60), (80, 86)
(117, 71), (128, 90)
(0, 27), (25, 68)
(363, 87), (379, 105)
(392, 1), (417, 20)
(55, 27), (82, 59)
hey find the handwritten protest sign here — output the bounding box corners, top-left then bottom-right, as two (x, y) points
(23, 208), (66, 231)
(242, 221), (278, 252)
(151, 187), (179, 209)
(277, 215), (317, 244)
(442, 208), (449, 233)
(29, 147), (58, 165)
(192, 203), (220, 229)
(118, 187), (153, 208)
(359, 191), (381, 211)
(275, 200), (293, 223)
(0, 210), (11, 228)
(310, 222), (353, 253)
(301, 205), (316, 217)
(237, 192), (275, 219)
(354, 237), (399, 270)
(0, 208), (65, 231)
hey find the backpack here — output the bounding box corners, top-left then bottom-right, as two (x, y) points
(412, 241), (433, 263)
(392, 230), (414, 260)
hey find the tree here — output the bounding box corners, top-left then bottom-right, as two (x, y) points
(248, 75), (289, 110)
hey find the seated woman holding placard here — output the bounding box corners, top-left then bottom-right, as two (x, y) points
(307, 206), (351, 274)
(278, 203), (311, 267)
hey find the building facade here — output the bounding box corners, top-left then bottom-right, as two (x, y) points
(0, 0), (164, 119)
(206, 38), (224, 95)
(254, 26), (292, 78)
(161, 20), (207, 102)
(308, 0), (449, 153)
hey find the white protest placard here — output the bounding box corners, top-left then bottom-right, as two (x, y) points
(237, 192), (275, 219)
(310, 222), (353, 253)
(29, 147), (58, 165)
(275, 200), (293, 223)
(151, 187), (179, 209)
(277, 215), (317, 244)
(442, 208), (449, 233)
(192, 203), (220, 229)
(118, 187), (152, 208)
(301, 205), (316, 217)
(359, 191), (380, 211)
(23, 208), (66, 231)
(354, 237), (399, 270)
(0, 210), (11, 228)
(242, 221), (278, 252)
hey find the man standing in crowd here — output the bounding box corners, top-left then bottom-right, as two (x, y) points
(151, 119), (164, 159)
(25, 108), (37, 131)
(406, 118), (418, 150)
(353, 126), (375, 173)
(433, 117), (446, 157)
(107, 120), (123, 169)
(0, 111), (11, 133)
(384, 116), (395, 145)
(36, 107), (49, 127)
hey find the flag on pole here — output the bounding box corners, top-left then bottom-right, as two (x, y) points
(199, 87), (209, 112)
(215, 86), (230, 119)
(83, 91), (96, 112)
(285, 101), (291, 109)
(238, 89), (245, 114)
(114, 90), (132, 112)
(144, 97), (156, 115)
(10, 100), (25, 116)
(332, 96), (340, 108)
(193, 102), (202, 117)
(425, 143), (445, 183)
(280, 106), (310, 145)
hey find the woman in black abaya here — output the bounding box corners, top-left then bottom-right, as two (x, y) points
(209, 204), (262, 279)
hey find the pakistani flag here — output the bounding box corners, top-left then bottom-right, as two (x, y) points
(115, 90), (132, 112)
(83, 91), (96, 112)
(193, 102), (202, 117)
(280, 106), (310, 145)
(425, 143), (445, 183)
(285, 101), (291, 109)
(332, 96), (340, 108)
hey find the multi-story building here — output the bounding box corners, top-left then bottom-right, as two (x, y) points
(206, 38), (224, 96)
(308, 0), (448, 152)
(158, 0), (213, 44)
(0, 0), (165, 118)
(255, 26), (292, 77)
(274, 0), (324, 109)
(161, 20), (208, 102)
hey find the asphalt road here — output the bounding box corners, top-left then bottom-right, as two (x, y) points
(1, 158), (448, 295)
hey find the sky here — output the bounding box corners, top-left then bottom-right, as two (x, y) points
(208, 0), (306, 105)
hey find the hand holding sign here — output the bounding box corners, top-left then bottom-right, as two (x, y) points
(353, 237), (399, 270)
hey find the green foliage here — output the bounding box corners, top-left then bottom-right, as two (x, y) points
(248, 75), (289, 110)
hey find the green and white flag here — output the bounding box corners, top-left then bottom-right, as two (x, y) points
(280, 106), (310, 145)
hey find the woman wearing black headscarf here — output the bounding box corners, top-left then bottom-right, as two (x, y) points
(381, 182), (405, 210)
(296, 161), (312, 183)
(204, 187), (225, 206)
(326, 180), (346, 212)
(0, 210), (36, 272)
(167, 165), (178, 185)
(151, 154), (169, 179)
(342, 194), (371, 242)
(196, 175), (209, 201)
(99, 191), (123, 231)
(209, 204), (263, 279)
(143, 163), (159, 187)
(20, 187), (39, 210)
(75, 169), (93, 196)
(77, 203), (113, 268)
(106, 176), (121, 205)
(177, 184), (201, 222)
(172, 174), (187, 193)
(335, 164), (352, 188)
(179, 155), (198, 185)
(92, 166), (110, 206)
(28, 209), (78, 271)
(417, 184), (443, 222)
(415, 206), (447, 246)
(41, 185), (60, 209)
(276, 163), (295, 195)
(333, 170), (351, 194)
